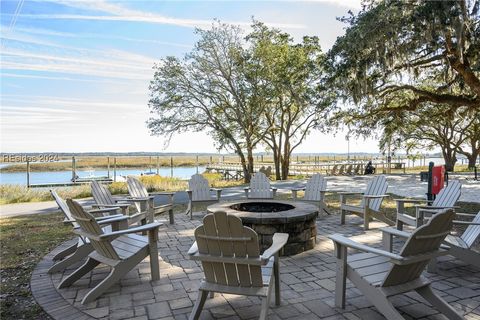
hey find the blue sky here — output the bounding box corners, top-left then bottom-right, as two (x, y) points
(1, 0), (379, 154)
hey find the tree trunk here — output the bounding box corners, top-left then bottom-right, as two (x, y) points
(442, 148), (457, 172)
(466, 153), (479, 169)
(247, 147), (255, 179)
(237, 151), (251, 183)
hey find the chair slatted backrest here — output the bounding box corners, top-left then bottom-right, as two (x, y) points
(338, 165), (345, 175)
(382, 209), (454, 287)
(330, 165), (338, 175)
(360, 175), (388, 212)
(91, 181), (116, 205)
(249, 172), (272, 198)
(304, 173), (327, 201)
(195, 211), (263, 287)
(462, 211), (480, 248)
(51, 190), (79, 229)
(433, 180), (461, 207)
(345, 164), (353, 175)
(66, 199), (120, 261)
(127, 176), (149, 198)
(188, 174), (211, 201)
(353, 164), (361, 175)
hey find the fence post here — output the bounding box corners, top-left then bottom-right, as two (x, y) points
(170, 157), (173, 178)
(196, 155), (199, 174)
(107, 157), (110, 178)
(72, 156), (76, 183)
(26, 159), (30, 187)
(149, 156), (152, 173)
(113, 157), (117, 182)
(156, 156), (159, 175)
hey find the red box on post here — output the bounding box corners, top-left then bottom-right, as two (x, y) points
(431, 165), (445, 195)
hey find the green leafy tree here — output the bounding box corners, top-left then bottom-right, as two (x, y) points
(327, 0), (479, 132)
(148, 22), (269, 182)
(247, 22), (330, 180)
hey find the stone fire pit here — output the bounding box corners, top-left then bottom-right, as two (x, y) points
(207, 200), (318, 255)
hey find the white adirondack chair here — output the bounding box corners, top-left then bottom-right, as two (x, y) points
(49, 190), (125, 274)
(59, 199), (162, 304)
(127, 176), (175, 224)
(188, 211), (289, 320)
(330, 209), (464, 320)
(91, 181), (147, 225)
(396, 180), (461, 230)
(244, 172), (277, 199)
(291, 173), (329, 214)
(340, 175), (392, 230)
(384, 210), (480, 270)
(186, 174), (222, 220)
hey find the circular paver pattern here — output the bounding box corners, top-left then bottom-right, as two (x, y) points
(32, 213), (480, 320)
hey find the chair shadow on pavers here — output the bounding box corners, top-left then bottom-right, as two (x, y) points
(58, 199), (162, 304)
(330, 209), (465, 320)
(187, 210), (288, 320)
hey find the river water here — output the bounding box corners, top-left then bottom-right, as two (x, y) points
(0, 167), (205, 185)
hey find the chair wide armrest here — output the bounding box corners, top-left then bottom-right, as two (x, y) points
(188, 241), (198, 256)
(338, 191), (363, 195)
(329, 233), (404, 262)
(88, 207), (120, 215)
(380, 227), (410, 239)
(261, 233), (289, 262)
(97, 215), (130, 226)
(149, 192), (174, 196)
(100, 222), (162, 240)
(363, 194), (389, 199)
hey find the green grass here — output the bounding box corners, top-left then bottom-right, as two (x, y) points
(0, 212), (72, 319)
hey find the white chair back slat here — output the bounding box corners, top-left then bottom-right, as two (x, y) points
(51, 190), (79, 229)
(249, 172), (272, 198)
(194, 211), (263, 288)
(91, 181), (115, 205)
(360, 175), (388, 212)
(304, 173), (327, 201)
(433, 180), (461, 207)
(382, 209), (455, 287)
(66, 199), (120, 260)
(188, 174), (211, 201)
(127, 176), (149, 198)
(462, 211), (480, 248)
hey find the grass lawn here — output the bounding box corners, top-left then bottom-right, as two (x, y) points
(0, 194), (478, 319)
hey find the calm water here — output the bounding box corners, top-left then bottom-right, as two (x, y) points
(0, 167), (205, 185)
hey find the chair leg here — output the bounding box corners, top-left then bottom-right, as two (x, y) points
(52, 242), (78, 261)
(58, 257), (99, 289)
(81, 266), (125, 304)
(416, 285), (464, 320)
(169, 209), (174, 224)
(426, 258), (437, 273)
(49, 244), (93, 274)
(260, 282), (274, 320)
(368, 293), (404, 320)
(363, 207), (370, 230)
(189, 290), (209, 320)
(396, 219), (404, 231)
(335, 245), (347, 309)
(274, 253), (281, 306)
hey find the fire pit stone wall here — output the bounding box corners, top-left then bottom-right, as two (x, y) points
(207, 200), (319, 255)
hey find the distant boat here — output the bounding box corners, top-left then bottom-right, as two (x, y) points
(141, 171), (157, 176)
(72, 170), (111, 182)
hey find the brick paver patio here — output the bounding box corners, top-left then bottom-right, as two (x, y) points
(31, 212), (480, 320)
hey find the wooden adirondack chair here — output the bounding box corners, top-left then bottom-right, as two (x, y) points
(396, 180), (461, 230)
(49, 190), (125, 274)
(244, 172), (277, 199)
(91, 181), (147, 225)
(340, 175), (392, 230)
(127, 176), (175, 224)
(59, 199), (162, 304)
(384, 210), (480, 270)
(330, 209), (464, 320)
(291, 173), (329, 214)
(337, 164), (346, 175)
(188, 211), (289, 320)
(186, 174), (222, 220)
(353, 164), (361, 175)
(326, 164), (338, 175)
